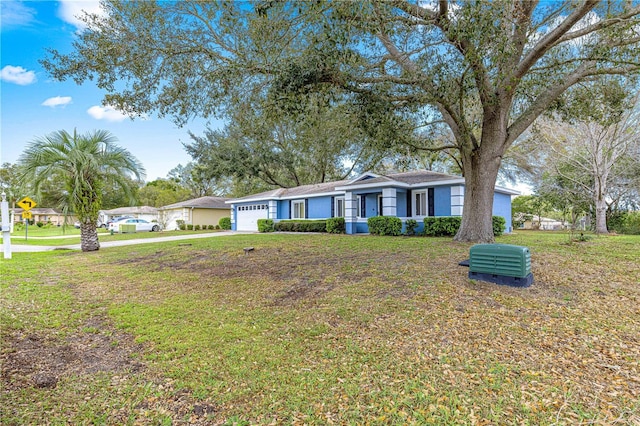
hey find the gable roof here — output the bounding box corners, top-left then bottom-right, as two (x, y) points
(227, 179), (351, 203)
(161, 196), (231, 210)
(102, 205), (159, 215)
(227, 170), (519, 203)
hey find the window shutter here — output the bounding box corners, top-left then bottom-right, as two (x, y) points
(428, 188), (435, 216)
(304, 199), (309, 219)
(289, 200), (292, 219)
(331, 196), (335, 218)
(406, 191), (412, 217)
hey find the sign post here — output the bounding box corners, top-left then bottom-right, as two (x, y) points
(1, 192), (11, 259)
(17, 197), (37, 241)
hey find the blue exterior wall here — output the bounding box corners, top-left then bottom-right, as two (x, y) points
(434, 186), (451, 216)
(278, 200), (290, 220)
(308, 196), (332, 218)
(493, 192), (513, 232)
(396, 191), (408, 217)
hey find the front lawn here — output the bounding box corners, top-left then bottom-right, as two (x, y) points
(1, 232), (638, 424)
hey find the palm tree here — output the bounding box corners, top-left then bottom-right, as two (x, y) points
(19, 129), (145, 251)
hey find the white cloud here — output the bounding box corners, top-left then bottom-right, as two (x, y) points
(0, 0), (37, 28)
(87, 105), (128, 122)
(0, 65), (36, 85)
(58, 0), (105, 30)
(42, 96), (73, 108)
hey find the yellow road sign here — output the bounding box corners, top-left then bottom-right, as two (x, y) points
(22, 211), (33, 220)
(17, 197), (37, 211)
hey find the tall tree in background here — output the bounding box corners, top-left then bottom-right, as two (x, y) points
(18, 130), (144, 252)
(167, 163), (225, 197)
(185, 97), (388, 190)
(43, 1), (640, 242)
(532, 90), (640, 233)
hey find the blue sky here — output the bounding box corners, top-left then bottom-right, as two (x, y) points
(1, 0), (214, 182)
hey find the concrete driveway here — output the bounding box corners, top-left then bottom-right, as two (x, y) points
(8, 231), (252, 253)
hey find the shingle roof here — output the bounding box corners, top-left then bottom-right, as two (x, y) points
(102, 206), (159, 215)
(230, 179), (351, 201)
(161, 196), (231, 210)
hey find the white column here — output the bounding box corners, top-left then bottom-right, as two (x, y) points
(382, 188), (397, 217)
(268, 200), (277, 220)
(229, 205), (236, 225)
(451, 185), (464, 216)
(1, 192), (12, 259)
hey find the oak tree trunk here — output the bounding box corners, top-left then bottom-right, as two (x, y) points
(80, 222), (100, 252)
(454, 116), (506, 243)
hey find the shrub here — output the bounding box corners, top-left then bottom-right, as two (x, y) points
(367, 216), (402, 236)
(492, 216), (506, 236)
(215, 225), (220, 230)
(258, 219), (275, 232)
(219, 217), (232, 230)
(176, 219), (186, 231)
(404, 219), (418, 236)
(186, 224), (194, 230)
(208, 224), (215, 230)
(423, 216), (506, 237)
(622, 211), (640, 235)
(194, 224), (201, 231)
(274, 220), (327, 232)
(326, 217), (345, 234)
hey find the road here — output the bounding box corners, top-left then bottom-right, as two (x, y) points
(7, 231), (254, 253)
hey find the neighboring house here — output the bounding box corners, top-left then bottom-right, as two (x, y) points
(516, 214), (567, 230)
(227, 170), (518, 234)
(11, 208), (77, 226)
(101, 206), (159, 224)
(159, 196), (231, 230)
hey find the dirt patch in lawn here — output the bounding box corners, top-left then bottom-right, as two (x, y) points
(1, 316), (144, 391)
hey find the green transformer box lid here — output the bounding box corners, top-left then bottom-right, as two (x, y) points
(469, 244), (531, 278)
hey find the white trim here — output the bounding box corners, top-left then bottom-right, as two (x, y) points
(413, 190), (428, 217)
(292, 199), (305, 219)
(334, 196), (345, 218)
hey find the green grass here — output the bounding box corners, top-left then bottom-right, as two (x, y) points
(1, 232), (639, 424)
(5, 228), (221, 246)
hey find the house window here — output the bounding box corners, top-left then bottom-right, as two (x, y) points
(292, 200), (305, 219)
(335, 197), (345, 218)
(415, 191), (428, 217)
(356, 195), (363, 218)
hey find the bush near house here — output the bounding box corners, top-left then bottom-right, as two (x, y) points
(176, 220), (186, 231)
(367, 216), (403, 236)
(404, 219), (418, 236)
(186, 224), (194, 230)
(423, 216), (506, 237)
(257, 219), (275, 233)
(219, 217), (231, 230)
(275, 220), (327, 232)
(326, 217), (346, 234)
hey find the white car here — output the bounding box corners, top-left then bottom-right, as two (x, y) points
(108, 218), (160, 233)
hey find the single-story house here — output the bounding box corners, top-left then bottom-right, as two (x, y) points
(11, 208), (77, 226)
(159, 196), (231, 230)
(516, 214), (567, 230)
(101, 206), (159, 224)
(227, 170), (518, 234)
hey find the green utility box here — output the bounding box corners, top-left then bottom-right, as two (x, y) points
(468, 244), (533, 287)
(119, 224), (137, 233)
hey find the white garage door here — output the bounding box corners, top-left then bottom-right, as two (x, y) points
(236, 204), (269, 231)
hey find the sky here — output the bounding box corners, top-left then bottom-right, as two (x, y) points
(0, 0), (213, 182)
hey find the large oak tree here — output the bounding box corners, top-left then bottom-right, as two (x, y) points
(43, 1), (640, 242)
